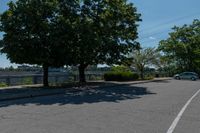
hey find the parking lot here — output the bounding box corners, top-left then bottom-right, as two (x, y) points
(0, 79), (200, 133)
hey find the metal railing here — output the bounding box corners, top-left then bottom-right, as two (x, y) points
(0, 73), (104, 86)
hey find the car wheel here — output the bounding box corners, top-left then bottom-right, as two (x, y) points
(176, 76), (180, 80)
(191, 77), (196, 81)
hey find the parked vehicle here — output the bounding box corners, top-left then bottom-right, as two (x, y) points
(174, 72), (199, 81)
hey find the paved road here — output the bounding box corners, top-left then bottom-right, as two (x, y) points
(0, 79), (199, 133)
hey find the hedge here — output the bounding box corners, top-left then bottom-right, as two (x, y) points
(104, 71), (139, 81)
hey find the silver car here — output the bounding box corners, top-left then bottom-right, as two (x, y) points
(174, 72), (199, 81)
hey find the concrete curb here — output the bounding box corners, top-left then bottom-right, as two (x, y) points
(0, 78), (172, 102)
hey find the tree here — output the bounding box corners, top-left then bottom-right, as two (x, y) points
(130, 47), (160, 79)
(158, 19), (200, 73)
(0, 0), (73, 86)
(0, 0), (141, 85)
(158, 56), (178, 77)
(60, 0), (141, 82)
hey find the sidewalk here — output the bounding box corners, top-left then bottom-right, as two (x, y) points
(0, 78), (171, 102)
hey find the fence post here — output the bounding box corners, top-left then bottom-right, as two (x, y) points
(55, 76), (58, 84)
(33, 76), (38, 84)
(6, 76), (11, 86)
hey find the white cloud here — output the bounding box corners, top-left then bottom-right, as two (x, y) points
(149, 36), (156, 40)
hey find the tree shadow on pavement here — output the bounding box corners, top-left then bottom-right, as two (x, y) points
(0, 84), (156, 107)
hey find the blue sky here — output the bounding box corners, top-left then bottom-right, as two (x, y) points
(0, 0), (200, 68)
(131, 0), (200, 47)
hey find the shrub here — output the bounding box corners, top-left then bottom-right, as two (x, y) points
(0, 82), (8, 87)
(104, 71), (139, 81)
(144, 76), (154, 80)
(111, 66), (132, 72)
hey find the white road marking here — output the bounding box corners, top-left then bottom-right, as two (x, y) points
(166, 88), (200, 133)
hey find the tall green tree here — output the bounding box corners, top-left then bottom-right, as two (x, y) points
(130, 47), (160, 79)
(0, 0), (73, 86)
(60, 0), (141, 82)
(158, 56), (178, 77)
(158, 19), (200, 73)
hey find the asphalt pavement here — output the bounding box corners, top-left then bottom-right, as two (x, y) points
(0, 78), (170, 101)
(0, 79), (199, 133)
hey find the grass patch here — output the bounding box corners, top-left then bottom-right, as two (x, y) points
(22, 77), (33, 85)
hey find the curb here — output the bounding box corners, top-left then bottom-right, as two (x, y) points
(0, 92), (63, 102)
(0, 78), (171, 102)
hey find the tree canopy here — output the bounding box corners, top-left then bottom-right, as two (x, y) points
(0, 0), (77, 86)
(60, 0), (141, 82)
(0, 0), (141, 84)
(158, 19), (200, 73)
(130, 47), (160, 79)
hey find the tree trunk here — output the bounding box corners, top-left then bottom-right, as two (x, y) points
(140, 69), (144, 80)
(43, 64), (49, 87)
(78, 64), (87, 83)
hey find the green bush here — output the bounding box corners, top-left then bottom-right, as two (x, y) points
(0, 82), (8, 87)
(104, 71), (139, 81)
(144, 76), (154, 80)
(111, 66), (131, 72)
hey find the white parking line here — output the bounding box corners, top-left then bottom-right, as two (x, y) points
(166, 88), (200, 133)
